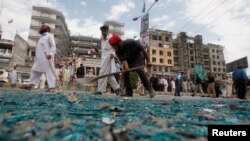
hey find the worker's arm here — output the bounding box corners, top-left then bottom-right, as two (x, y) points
(142, 48), (152, 67)
(122, 60), (129, 71)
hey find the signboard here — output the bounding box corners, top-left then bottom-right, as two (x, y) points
(140, 13), (149, 34)
(140, 14), (149, 48)
(226, 56), (248, 72)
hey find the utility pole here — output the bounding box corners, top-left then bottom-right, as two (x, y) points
(132, 0), (159, 75)
(0, 0), (3, 39)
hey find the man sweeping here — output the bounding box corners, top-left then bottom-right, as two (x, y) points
(108, 34), (156, 98)
(23, 23), (57, 92)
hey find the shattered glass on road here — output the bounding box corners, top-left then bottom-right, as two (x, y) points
(0, 90), (249, 141)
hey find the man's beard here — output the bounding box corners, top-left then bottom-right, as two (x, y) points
(39, 28), (47, 34)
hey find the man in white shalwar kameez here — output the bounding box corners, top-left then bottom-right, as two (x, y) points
(10, 66), (18, 86)
(93, 25), (121, 95)
(26, 23), (56, 91)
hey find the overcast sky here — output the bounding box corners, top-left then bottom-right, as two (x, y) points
(0, 0), (249, 74)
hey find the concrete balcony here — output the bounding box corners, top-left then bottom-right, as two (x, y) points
(32, 16), (57, 23)
(28, 35), (40, 40)
(0, 53), (12, 59)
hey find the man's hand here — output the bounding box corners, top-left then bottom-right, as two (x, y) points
(110, 54), (115, 59)
(122, 60), (129, 71)
(46, 54), (52, 60)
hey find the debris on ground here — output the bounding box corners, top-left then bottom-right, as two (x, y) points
(0, 90), (249, 141)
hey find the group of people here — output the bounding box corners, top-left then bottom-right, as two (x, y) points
(192, 67), (248, 99)
(23, 23), (156, 98)
(149, 75), (195, 95)
(22, 23), (248, 100)
(92, 24), (155, 98)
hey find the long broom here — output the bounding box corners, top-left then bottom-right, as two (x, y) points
(44, 52), (61, 91)
(89, 65), (146, 83)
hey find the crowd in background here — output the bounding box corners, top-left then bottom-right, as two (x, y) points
(145, 66), (249, 99)
(5, 62), (250, 100)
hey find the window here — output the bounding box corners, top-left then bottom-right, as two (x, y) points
(213, 55), (215, 59)
(190, 50), (193, 54)
(212, 49), (214, 52)
(168, 59), (172, 64)
(218, 62), (221, 66)
(165, 67), (168, 72)
(204, 55), (209, 59)
(190, 56), (194, 61)
(153, 66), (157, 71)
(160, 58), (164, 63)
(214, 68), (216, 71)
(165, 37), (169, 42)
(159, 66), (162, 71)
(217, 56), (219, 59)
(159, 36), (162, 41)
(213, 61), (216, 65)
(174, 57), (178, 62)
(218, 68), (221, 72)
(159, 51), (163, 55)
(167, 52), (171, 57)
(152, 35), (157, 40)
(223, 68), (226, 72)
(152, 57), (156, 62)
(159, 43), (163, 47)
(152, 50), (156, 54)
(174, 50), (178, 55)
(191, 63), (194, 68)
(216, 50), (218, 53)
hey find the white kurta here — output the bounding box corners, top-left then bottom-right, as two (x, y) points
(160, 78), (168, 93)
(97, 37), (119, 92)
(221, 78), (233, 97)
(29, 32), (56, 89)
(10, 69), (17, 84)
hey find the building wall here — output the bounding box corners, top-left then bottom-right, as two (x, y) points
(149, 29), (174, 76)
(173, 32), (204, 79)
(173, 32), (226, 80)
(208, 43), (226, 80)
(11, 34), (28, 67)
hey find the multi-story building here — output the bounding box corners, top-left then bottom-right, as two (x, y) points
(149, 29), (174, 76)
(173, 32), (205, 79)
(28, 6), (71, 59)
(0, 38), (13, 70)
(207, 43), (226, 79)
(104, 20), (125, 39)
(71, 35), (100, 59)
(71, 35), (101, 76)
(173, 32), (226, 80)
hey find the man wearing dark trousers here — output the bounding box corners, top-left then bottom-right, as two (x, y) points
(76, 64), (85, 78)
(108, 34), (156, 98)
(233, 66), (248, 99)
